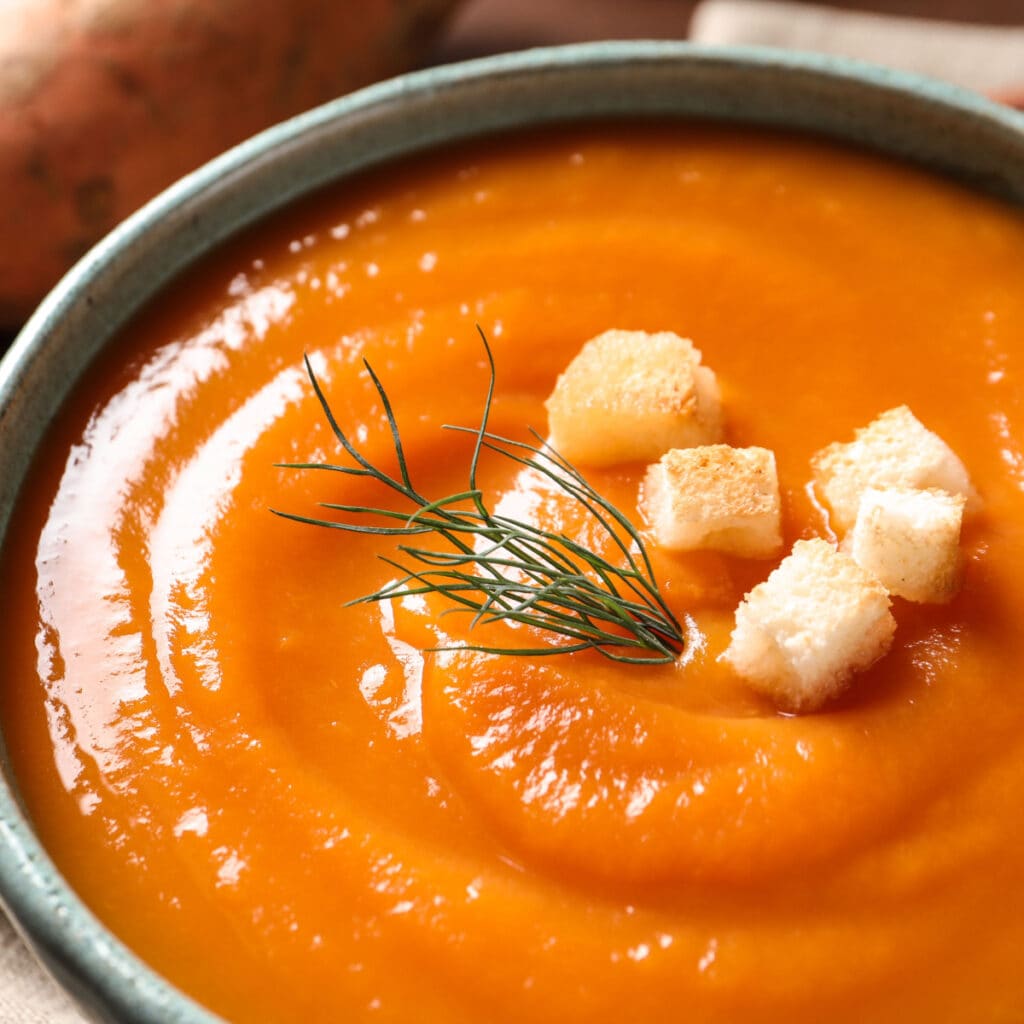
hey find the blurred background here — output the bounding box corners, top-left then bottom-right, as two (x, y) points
(435, 0), (1024, 62)
(1, 0), (1022, 353)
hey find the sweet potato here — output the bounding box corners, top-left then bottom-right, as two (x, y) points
(0, 0), (459, 327)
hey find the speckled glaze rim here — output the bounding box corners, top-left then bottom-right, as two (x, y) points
(0, 41), (1022, 1024)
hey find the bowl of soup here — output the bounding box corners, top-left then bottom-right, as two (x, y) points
(1, 42), (1023, 1024)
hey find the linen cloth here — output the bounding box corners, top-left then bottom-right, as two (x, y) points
(691, 0), (1024, 100)
(2, 2), (1021, 1020)
(0, 914), (85, 1022)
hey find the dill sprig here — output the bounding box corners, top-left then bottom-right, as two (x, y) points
(272, 330), (685, 664)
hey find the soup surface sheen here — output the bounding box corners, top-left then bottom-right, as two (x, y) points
(3, 125), (1024, 1023)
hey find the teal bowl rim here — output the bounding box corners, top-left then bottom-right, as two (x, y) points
(0, 40), (1022, 1024)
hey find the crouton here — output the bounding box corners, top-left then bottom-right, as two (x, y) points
(847, 486), (965, 603)
(545, 329), (722, 466)
(811, 405), (976, 534)
(640, 445), (783, 557)
(723, 538), (895, 711)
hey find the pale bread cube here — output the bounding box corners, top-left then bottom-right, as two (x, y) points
(723, 538), (895, 711)
(545, 329), (722, 466)
(847, 486), (965, 603)
(641, 445), (782, 557)
(811, 405), (976, 534)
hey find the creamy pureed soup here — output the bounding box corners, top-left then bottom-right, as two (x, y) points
(2, 125), (1024, 1023)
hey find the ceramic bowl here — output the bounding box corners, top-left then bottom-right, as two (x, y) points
(1, 42), (1022, 1024)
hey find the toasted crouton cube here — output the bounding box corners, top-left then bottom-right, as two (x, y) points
(545, 329), (722, 466)
(847, 487), (965, 603)
(811, 405), (975, 534)
(723, 538), (895, 711)
(641, 445), (782, 557)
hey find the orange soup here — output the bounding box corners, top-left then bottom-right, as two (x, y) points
(3, 124), (1024, 1023)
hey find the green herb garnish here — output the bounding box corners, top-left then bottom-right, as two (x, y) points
(273, 330), (685, 664)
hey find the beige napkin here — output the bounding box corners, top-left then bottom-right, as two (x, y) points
(692, 0), (1024, 101)
(0, 913), (85, 1022)
(2, 3), (1023, 1021)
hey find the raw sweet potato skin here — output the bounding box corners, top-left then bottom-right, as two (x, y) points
(0, 0), (460, 327)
